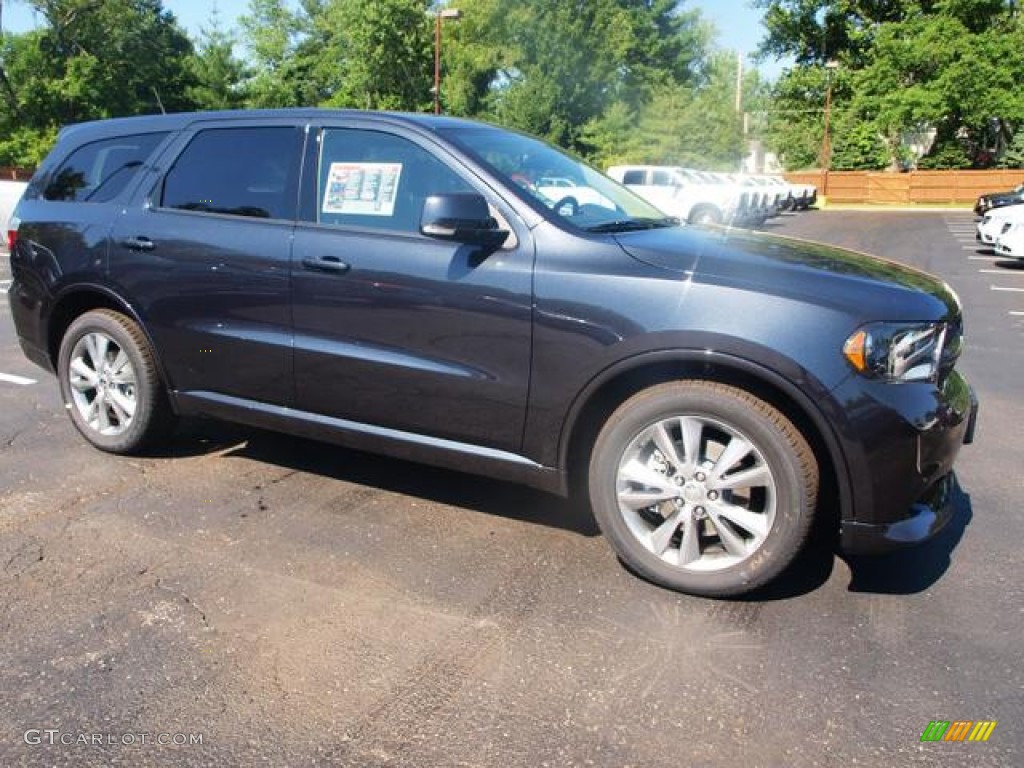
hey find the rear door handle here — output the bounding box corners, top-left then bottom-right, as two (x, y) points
(121, 236), (155, 252)
(302, 255), (350, 274)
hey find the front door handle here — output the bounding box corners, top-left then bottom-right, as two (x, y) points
(302, 255), (350, 274)
(121, 236), (155, 252)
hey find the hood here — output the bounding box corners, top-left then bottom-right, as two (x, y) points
(614, 226), (960, 322)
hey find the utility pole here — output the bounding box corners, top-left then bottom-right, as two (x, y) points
(735, 52), (743, 114)
(820, 60), (839, 197)
(433, 7), (462, 115)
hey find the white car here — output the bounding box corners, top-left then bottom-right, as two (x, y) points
(995, 220), (1024, 259)
(533, 177), (616, 211)
(606, 165), (743, 226)
(976, 203), (1024, 245)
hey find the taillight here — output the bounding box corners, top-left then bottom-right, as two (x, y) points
(7, 215), (18, 252)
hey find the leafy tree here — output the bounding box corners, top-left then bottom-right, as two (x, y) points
(760, 64), (837, 171)
(444, 0), (709, 152)
(187, 8), (250, 110)
(239, 0), (433, 111)
(999, 129), (1024, 169)
(321, 0), (432, 111)
(0, 0), (196, 165)
(755, 0), (1024, 169)
(830, 117), (888, 171)
(239, 0), (305, 107)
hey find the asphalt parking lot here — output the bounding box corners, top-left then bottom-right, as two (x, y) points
(1, 210), (1021, 767)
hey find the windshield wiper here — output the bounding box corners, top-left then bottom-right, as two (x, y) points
(585, 217), (678, 233)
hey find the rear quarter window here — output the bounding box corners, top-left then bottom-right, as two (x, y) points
(43, 132), (169, 203)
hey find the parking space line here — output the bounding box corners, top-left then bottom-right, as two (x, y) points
(0, 372), (37, 386)
(991, 285), (1024, 293)
(978, 269), (1024, 275)
(1011, 311), (1024, 317)
(968, 254), (998, 260)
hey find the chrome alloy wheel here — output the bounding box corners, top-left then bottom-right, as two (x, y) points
(67, 331), (138, 437)
(615, 415), (777, 572)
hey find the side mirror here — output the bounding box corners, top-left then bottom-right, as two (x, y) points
(420, 193), (509, 249)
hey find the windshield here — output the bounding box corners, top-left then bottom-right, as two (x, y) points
(440, 125), (676, 233)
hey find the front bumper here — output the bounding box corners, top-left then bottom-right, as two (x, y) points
(837, 373), (977, 555)
(840, 471), (959, 553)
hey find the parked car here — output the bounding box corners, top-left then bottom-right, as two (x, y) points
(778, 175), (818, 210)
(8, 109), (976, 598)
(695, 170), (769, 226)
(995, 221), (1024, 259)
(738, 174), (792, 214)
(973, 182), (1024, 216)
(605, 165), (745, 226)
(975, 202), (1024, 245)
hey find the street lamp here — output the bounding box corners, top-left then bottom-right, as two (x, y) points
(820, 59), (839, 197)
(433, 7), (462, 115)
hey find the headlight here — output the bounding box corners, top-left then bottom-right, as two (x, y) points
(843, 322), (948, 382)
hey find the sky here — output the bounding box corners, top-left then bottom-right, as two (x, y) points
(3, 0), (788, 79)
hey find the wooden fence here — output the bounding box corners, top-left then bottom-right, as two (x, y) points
(783, 169), (1024, 205)
(0, 166), (33, 181)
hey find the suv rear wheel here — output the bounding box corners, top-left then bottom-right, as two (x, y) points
(588, 381), (818, 597)
(58, 309), (174, 454)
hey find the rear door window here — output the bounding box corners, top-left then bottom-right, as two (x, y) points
(651, 170), (673, 186)
(44, 132), (168, 203)
(161, 127), (303, 220)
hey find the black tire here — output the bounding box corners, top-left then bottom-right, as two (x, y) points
(57, 309), (174, 454)
(588, 381), (818, 597)
(688, 206), (721, 226)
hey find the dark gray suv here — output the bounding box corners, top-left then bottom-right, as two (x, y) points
(7, 109), (977, 597)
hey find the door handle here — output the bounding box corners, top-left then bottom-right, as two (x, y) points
(302, 255), (350, 274)
(121, 236), (155, 252)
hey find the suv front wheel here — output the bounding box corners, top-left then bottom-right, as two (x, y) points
(589, 381), (818, 597)
(58, 309), (174, 454)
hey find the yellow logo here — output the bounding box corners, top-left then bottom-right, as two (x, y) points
(921, 721), (997, 742)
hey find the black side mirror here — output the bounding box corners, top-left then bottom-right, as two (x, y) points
(420, 193), (509, 249)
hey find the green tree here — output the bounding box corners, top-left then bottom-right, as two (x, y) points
(0, 0), (196, 165)
(444, 0), (709, 152)
(187, 8), (250, 110)
(755, 0), (1024, 169)
(320, 0), (432, 110)
(761, 65), (834, 170)
(999, 129), (1024, 169)
(239, 0), (305, 107)
(240, 0), (433, 111)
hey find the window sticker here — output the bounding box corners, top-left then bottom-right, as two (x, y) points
(322, 162), (403, 216)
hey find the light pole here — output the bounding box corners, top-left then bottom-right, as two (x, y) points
(820, 59), (839, 197)
(433, 7), (462, 115)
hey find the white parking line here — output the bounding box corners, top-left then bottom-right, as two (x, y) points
(968, 254), (998, 260)
(978, 269), (1024, 275)
(0, 372), (37, 386)
(1011, 311), (1024, 317)
(991, 285), (1024, 293)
